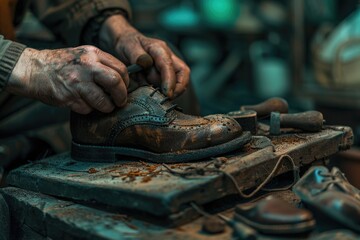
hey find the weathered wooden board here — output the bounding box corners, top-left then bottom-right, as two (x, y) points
(2, 187), (328, 240)
(6, 127), (353, 226)
(1, 187), (229, 240)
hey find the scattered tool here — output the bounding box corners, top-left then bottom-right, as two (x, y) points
(227, 110), (257, 134)
(240, 97), (288, 119)
(127, 54), (154, 74)
(218, 214), (258, 240)
(270, 111), (324, 135)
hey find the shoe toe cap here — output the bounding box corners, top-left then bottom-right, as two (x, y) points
(204, 114), (243, 144)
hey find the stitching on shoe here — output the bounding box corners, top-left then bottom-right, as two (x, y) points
(106, 115), (172, 145)
(128, 99), (156, 115)
(105, 90), (178, 145)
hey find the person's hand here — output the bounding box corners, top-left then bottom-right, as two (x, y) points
(99, 15), (190, 99)
(7, 46), (129, 114)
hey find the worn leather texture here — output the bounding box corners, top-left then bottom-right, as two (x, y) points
(234, 195), (315, 234)
(71, 86), (243, 153)
(293, 166), (360, 232)
(308, 230), (358, 240)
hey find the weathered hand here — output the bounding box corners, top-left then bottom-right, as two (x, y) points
(100, 15), (190, 99)
(7, 45), (129, 114)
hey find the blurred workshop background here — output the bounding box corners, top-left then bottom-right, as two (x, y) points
(16, 0), (360, 186)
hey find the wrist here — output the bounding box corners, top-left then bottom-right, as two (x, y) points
(0, 41), (26, 92)
(7, 48), (38, 94)
(99, 14), (138, 54)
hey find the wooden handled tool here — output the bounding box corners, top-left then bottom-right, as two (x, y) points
(126, 54), (154, 91)
(227, 110), (257, 134)
(127, 54), (154, 74)
(241, 97), (288, 118)
(270, 111), (324, 135)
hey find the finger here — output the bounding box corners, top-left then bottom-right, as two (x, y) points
(171, 55), (190, 98)
(79, 83), (115, 113)
(146, 46), (176, 98)
(93, 64), (128, 107)
(97, 49), (130, 87)
(70, 100), (93, 115)
(119, 37), (176, 97)
(120, 42), (155, 77)
(120, 37), (148, 64)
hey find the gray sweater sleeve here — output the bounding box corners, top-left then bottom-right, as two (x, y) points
(0, 36), (26, 91)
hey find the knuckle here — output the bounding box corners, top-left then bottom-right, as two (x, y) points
(119, 64), (128, 74)
(85, 87), (101, 101)
(184, 65), (191, 74)
(108, 73), (121, 86)
(156, 40), (167, 48)
(95, 96), (107, 108)
(67, 72), (81, 83)
(84, 45), (100, 53)
(103, 73), (120, 87)
(160, 57), (173, 67)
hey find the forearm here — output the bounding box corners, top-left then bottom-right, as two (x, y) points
(0, 36), (26, 92)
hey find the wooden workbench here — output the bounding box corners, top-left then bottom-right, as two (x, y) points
(0, 126), (354, 239)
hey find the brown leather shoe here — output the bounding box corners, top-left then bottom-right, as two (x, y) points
(234, 195), (315, 234)
(70, 86), (251, 163)
(293, 166), (360, 232)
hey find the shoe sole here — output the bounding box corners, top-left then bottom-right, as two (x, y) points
(234, 213), (316, 234)
(71, 131), (252, 163)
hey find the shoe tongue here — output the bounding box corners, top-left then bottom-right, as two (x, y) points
(129, 86), (175, 112)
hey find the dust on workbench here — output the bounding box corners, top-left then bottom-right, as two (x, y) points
(102, 161), (195, 183)
(269, 134), (310, 153)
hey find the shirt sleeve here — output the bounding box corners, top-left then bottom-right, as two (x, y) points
(30, 0), (132, 47)
(0, 36), (26, 91)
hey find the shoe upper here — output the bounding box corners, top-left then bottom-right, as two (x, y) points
(71, 86), (243, 153)
(293, 166), (360, 232)
(293, 166), (360, 201)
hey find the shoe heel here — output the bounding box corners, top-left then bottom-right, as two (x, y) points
(71, 141), (117, 162)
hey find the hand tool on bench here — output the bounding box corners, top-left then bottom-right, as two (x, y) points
(227, 97), (289, 135)
(240, 97), (288, 119)
(270, 111), (324, 135)
(227, 110), (258, 135)
(217, 214), (257, 240)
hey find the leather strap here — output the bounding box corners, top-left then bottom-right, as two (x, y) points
(0, 0), (17, 40)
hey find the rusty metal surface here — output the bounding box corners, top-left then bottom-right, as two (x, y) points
(5, 127), (353, 226)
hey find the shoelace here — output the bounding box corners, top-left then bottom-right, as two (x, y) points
(149, 88), (178, 113)
(163, 154), (299, 199)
